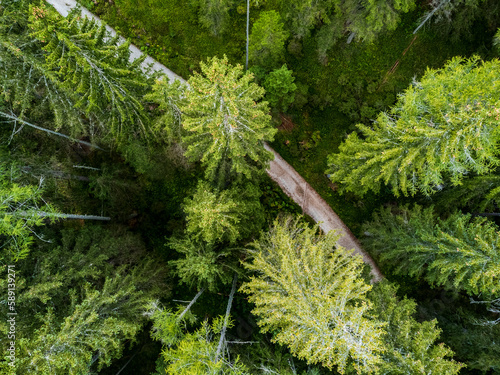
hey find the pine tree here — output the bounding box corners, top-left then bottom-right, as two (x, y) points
(198, 0), (235, 36)
(249, 11), (289, 69)
(327, 56), (500, 197)
(0, 225), (167, 374)
(182, 181), (264, 244)
(240, 215), (386, 374)
(180, 55), (276, 182)
(262, 65), (297, 112)
(167, 236), (235, 293)
(366, 281), (464, 374)
(28, 4), (154, 141)
(362, 204), (500, 298)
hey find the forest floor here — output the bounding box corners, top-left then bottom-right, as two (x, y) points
(44, 0), (383, 281)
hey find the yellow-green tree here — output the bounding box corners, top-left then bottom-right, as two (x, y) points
(240, 215), (385, 374)
(180, 55), (276, 182)
(327, 56), (500, 197)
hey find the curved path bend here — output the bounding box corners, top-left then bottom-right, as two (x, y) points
(45, 0), (383, 282)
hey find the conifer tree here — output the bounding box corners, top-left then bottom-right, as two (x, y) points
(0, 0), (82, 131)
(240, 215), (385, 374)
(167, 236), (235, 293)
(0, 163), (57, 261)
(362, 205), (500, 298)
(249, 11), (289, 69)
(28, 4), (154, 141)
(367, 281), (464, 374)
(145, 77), (187, 143)
(327, 56), (500, 197)
(0, 225), (166, 374)
(279, 0), (415, 53)
(262, 65), (297, 112)
(198, 0), (235, 36)
(180, 55), (276, 182)
(182, 181), (264, 244)
(160, 317), (249, 375)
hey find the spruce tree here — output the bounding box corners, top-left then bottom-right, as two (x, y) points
(180, 55), (276, 182)
(362, 205), (500, 298)
(327, 56), (500, 197)
(0, 225), (166, 374)
(367, 281), (463, 374)
(167, 236), (234, 293)
(240, 215), (385, 374)
(249, 11), (289, 69)
(182, 181), (264, 244)
(28, 4), (154, 141)
(262, 65), (297, 112)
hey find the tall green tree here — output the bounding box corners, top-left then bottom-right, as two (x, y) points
(182, 181), (264, 244)
(28, 4), (154, 141)
(362, 205), (500, 299)
(0, 166), (56, 261)
(180, 55), (276, 182)
(167, 236), (235, 293)
(240, 215), (385, 374)
(278, 0), (415, 56)
(366, 281), (463, 374)
(0, 225), (167, 374)
(198, 0), (235, 36)
(262, 65), (297, 112)
(158, 317), (249, 374)
(327, 56), (500, 197)
(249, 10), (289, 69)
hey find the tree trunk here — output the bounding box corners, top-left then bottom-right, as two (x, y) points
(215, 273), (238, 362)
(1, 111), (104, 151)
(245, 0), (249, 71)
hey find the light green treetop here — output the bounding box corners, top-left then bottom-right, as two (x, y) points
(182, 181), (263, 244)
(240, 215), (386, 374)
(249, 10), (289, 69)
(327, 56), (500, 197)
(180, 55), (276, 181)
(263, 65), (297, 112)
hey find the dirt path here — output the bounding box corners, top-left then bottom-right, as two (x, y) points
(44, 0), (383, 282)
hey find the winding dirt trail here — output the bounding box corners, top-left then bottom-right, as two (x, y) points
(44, 0), (383, 282)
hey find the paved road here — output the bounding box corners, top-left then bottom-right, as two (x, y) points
(44, 0), (384, 282)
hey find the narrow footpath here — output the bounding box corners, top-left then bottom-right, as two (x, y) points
(45, 0), (383, 282)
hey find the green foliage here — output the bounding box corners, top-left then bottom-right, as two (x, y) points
(279, 0), (415, 57)
(167, 235), (235, 292)
(180, 55), (276, 182)
(160, 317), (249, 374)
(249, 10), (289, 70)
(241, 215), (385, 374)
(145, 77), (187, 143)
(367, 281), (463, 374)
(183, 180), (264, 244)
(198, 0), (235, 36)
(262, 65), (297, 112)
(0, 225), (167, 374)
(327, 56), (500, 197)
(28, 4), (154, 141)
(363, 205), (500, 298)
(0, 163), (57, 262)
(434, 174), (500, 212)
